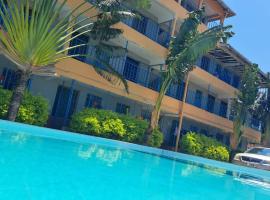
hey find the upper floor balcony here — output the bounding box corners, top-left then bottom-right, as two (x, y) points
(196, 56), (241, 89)
(173, 0), (235, 25)
(88, 0), (174, 48)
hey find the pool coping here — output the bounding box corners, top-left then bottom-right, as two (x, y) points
(1, 119), (270, 182)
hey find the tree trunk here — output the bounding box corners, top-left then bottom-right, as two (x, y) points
(7, 70), (30, 121)
(263, 115), (270, 147)
(144, 75), (172, 144)
(230, 116), (244, 151)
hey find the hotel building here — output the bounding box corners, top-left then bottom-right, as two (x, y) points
(0, 0), (266, 148)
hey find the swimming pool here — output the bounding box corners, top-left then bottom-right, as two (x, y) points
(1, 120), (270, 200)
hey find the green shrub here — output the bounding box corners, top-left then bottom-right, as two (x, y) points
(147, 128), (164, 147)
(102, 119), (126, 138)
(181, 132), (230, 162)
(203, 146), (230, 162)
(70, 109), (149, 142)
(0, 88), (49, 126)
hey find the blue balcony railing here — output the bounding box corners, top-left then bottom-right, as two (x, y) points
(87, 0), (171, 48)
(197, 56), (241, 89)
(186, 89), (228, 119)
(77, 44), (184, 100)
(122, 15), (171, 48)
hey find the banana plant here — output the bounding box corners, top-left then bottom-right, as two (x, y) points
(0, 0), (149, 121)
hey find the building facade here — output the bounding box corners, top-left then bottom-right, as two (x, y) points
(0, 0), (264, 148)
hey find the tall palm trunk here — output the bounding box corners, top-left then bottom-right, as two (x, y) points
(145, 75), (172, 142)
(230, 118), (242, 151)
(262, 115), (270, 147)
(7, 70), (30, 121)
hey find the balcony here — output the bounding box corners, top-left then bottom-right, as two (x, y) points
(186, 89), (228, 119)
(88, 0), (172, 48)
(186, 88), (262, 132)
(197, 56), (241, 89)
(122, 12), (172, 48)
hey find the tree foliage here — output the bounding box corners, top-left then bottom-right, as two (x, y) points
(230, 64), (260, 150)
(253, 78), (270, 146)
(147, 9), (233, 141)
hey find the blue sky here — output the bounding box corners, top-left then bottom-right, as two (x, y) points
(224, 0), (270, 73)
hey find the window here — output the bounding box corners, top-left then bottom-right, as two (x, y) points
(131, 14), (148, 34)
(52, 85), (79, 118)
(176, 82), (185, 100)
(141, 110), (151, 121)
(68, 32), (89, 62)
(201, 56), (210, 71)
(0, 1), (7, 26)
(216, 133), (224, 143)
(0, 68), (17, 90)
(190, 126), (198, 133)
(207, 95), (215, 113)
(232, 75), (240, 88)
(214, 64), (222, 78)
(219, 101), (228, 118)
(85, 94), (102, 109)
(116, 103), (130, 115)
(123, 57), (138, 82)
(194, 90), (202, 108)
(201, 129), (208, 136)
(170, 120), (179, 135)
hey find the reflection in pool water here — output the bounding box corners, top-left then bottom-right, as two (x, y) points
(0, 124), (270, 200)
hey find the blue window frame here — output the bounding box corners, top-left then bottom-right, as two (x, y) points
(214, 64), (222, 78)
(201, 129), (208, 136)
(141, 110), (151, 121)
(219, 101), (228, 118)
(148, 76), (161, 92)
(85, 94), (102, 109)
(207, 95), (215, 113)
(190, 126), (198, 133)
(131, 14), (148, 35)
(52, 85), (79, 118)
(68, 33), (89, 62)
(201, 56), (210, 71)
(116, 103), (130, 115)
(194, 90), (203, 108)
(0, 1), (7, 26)
(1, 68), (17, 90)
(232, 75), (240, 88)
(123, 57), (139, 82)
(216, 133), (224, 143)
(176, 82), (185, 100)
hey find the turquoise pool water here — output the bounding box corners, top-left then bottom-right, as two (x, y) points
(1, 120), (270, 200)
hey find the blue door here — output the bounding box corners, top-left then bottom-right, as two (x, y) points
(194, 90), (203, 108)
(207, 95), (215, 113)
(219, 101), (228, 118)
(123, 57), (139, 82)
(50, 85), (79, 128)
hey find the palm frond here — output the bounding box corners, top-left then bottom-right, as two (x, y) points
(88, 55), (129, 93)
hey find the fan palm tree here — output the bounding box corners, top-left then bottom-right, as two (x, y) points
(145, 9), (233, 142)
(0, 0), (149, 121)
(253, 78), (270, 146)
(230, 64), (260, 151)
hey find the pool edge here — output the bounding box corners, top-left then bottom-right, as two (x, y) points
(1, 119), (270, 181)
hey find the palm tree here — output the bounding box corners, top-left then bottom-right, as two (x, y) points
(230, 64), (260, 151)
(146, 9), (233, 141)
(253, 77), (270, 146)
(0, 0), (149, 121)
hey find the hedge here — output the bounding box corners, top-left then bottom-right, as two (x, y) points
(69, 108), (164, 147)
(0, 88), (49, 126)
(181, 132), (230, 162)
